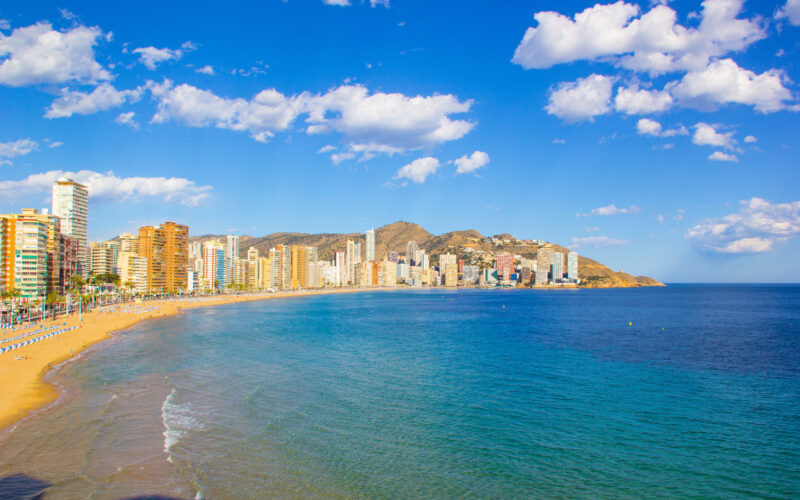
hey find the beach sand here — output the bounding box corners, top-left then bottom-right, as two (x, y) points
(0, 289), (375, 431)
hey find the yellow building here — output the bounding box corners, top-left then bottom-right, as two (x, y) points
(258, 256), (271, 290)
(291, 245), (308, 289)
(118, 251), (147, 294)
(444, 263), (458, 287)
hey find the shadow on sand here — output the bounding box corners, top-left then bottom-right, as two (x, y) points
(0, 474), (51, 499)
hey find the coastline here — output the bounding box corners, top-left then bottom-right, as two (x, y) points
(0, 288), (380, 432)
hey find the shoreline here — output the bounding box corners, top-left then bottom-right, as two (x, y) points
(0, 288), (381, 432)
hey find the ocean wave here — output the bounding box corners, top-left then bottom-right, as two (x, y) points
(161, 387), (201, 463)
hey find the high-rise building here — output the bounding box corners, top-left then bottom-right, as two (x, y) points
(119, 232), (139, 253)
(406, 241), (418, 266)
(439, 253), (457, 269)
(226, 235), (239, 284)
(52, 178), (89, 278)
(365, 228), (376, 262)
(162, 222), (189, 293)
(444, 263), (458, 287)
(118, 251), (147, 294)
(90, 241), (118, 276)
(345, 240), (356, 285)
(258, 256), (271, 289)
(552, 252), (564, 282)
(0, 211), (49, 297)
(496, 253), (513, 280)
(334, 250), (344, 286)
(306, 247), (319, 288)
(567, 252), (579, 281)
(291, 245), (308, 289)
(247, 247), (260, 289)
(269, 246), (284, 290)
(138, 226), (166, 293)
(1, 209), (61, 297)
(202, 240), (225, 291)
(59, 234), (80, 294)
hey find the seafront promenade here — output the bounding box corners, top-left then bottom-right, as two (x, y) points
(0, 289), (378, 431)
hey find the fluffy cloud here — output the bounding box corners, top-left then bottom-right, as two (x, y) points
(195, 65), (214, 75)
(744, 135), (757, 143)
(323, 0), (351, 5)
(614, 85), (673, 114)
(150, 81), (474, 155)
(672, 58), (794, 113)
(512, 0), (765, 75)
(0, 169), (212, 207)
(777, 0), (800, 25)
(133, 44), (190, 70)
(692, 122), (735, 149)
(578, 204), (641, 217)
(635, 117), (687, 137)
(115, 111), (138, 129)
(394, 157), (440, 184)
(0, 22), (111, 86)
(708, 151), (738, 162)
(454, 150), (490, 174)
(545, 74), (613, 122)
(149, 80), (304, 143)
(0, 138), (37, 160)
(45, 83), (143, 119)
(686, 198), (800, 253)
(570, 236), (630, 248)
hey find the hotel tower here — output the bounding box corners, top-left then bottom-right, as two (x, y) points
(52, 178), (89, 278)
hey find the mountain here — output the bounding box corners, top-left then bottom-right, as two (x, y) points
(192, 222), (663, 287)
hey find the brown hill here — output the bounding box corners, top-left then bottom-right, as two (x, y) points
(193, 222), (663, 287)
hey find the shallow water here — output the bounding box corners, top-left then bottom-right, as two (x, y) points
(1, 286), (799, 498)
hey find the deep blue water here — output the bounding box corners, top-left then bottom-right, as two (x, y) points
(1, 286), (799, 499)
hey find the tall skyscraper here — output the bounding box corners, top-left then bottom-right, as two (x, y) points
(138, 226), (166, 293)
(552, 252), (564, 282)
(567, 252), (579, 281)
(52, 178), (89, 278)
(406, 241), (418, 266)
(345, 240), (356, 285)
(202, 240), (225, 290)
(226, 235), (239, 284)
(291, 245), (308, 289)
(365, 228), (376, 262)
(162, 222), (189, 293)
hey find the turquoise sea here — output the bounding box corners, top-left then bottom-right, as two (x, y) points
(1, 286), (799, 498)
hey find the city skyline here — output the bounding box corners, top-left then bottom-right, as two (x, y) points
(1, 1), (800, 283)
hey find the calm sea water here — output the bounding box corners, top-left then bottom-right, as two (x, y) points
(1, 286), (799, 499)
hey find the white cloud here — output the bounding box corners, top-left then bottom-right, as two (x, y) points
(394, 157), (439, 184)
(0, 22), (111, 86)
(47, 141), (63, 149)
(744, 135), (757, 143)
(692, 122), (735, 149)
(115, 111), (139, 129)
(133, 46), (184, 70)
(545, 74), (613, 122)
(331, 152), (355, 164)
(777, 0), (800, 25)
(570, 236), (630, 248)
(614, 84), (673, 114)
(708, 151), (738, 162)
(635, 117), (687, 137)
(0, 169), (212, 207)
(45, 83), (143, 118)
(150, 81), (474, 156)
(0, 138), (37, 160)
(304, 84), (473, 158)
(454, 150), (490, 174)
(578, 204), (641, 217)
(323, 0), (352, 5)
(318, 145), (336, 153)
(195, 65), (214, 75)
(672, 58), (794, 113)
(370, 0), (390, 6)
(585, 226), (600, 232)
(553, 138), (566, 144)
(686, 197), (800, 253)
(0, 19), (10, 31)
(512, 0), (765, 75)
(655, 214), (665, 223)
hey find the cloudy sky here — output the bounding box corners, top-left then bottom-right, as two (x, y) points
(1, 0), (799, 282)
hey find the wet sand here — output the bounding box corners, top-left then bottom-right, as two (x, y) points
(0, 289), (378, 431)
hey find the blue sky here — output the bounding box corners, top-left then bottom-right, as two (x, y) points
(1, 0), (799, 282)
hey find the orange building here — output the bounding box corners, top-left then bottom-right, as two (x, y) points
(138, 222), (189, 294)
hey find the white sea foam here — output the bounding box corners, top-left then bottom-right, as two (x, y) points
(161, 387), (200, 463)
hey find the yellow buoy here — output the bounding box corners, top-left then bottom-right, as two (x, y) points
(628, 321), (632, 326)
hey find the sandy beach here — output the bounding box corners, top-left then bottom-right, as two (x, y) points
(0, 288), (375, 432)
